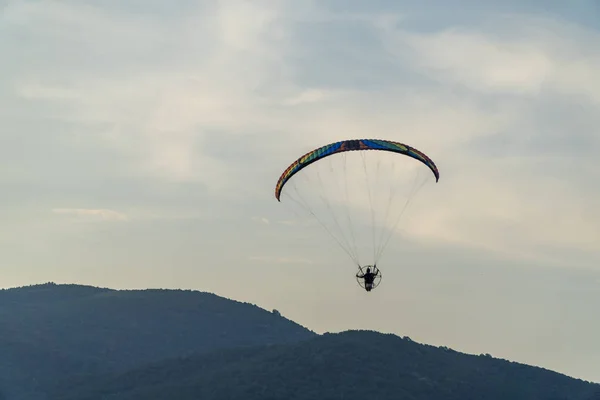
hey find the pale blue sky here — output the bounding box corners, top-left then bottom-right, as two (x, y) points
(1, 0), (599, 383)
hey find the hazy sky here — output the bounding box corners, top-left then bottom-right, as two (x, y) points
(2, 0), (599, 383)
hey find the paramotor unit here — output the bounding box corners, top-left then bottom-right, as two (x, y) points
(356, 265), (382, 292)
(274, 138), (439, 292)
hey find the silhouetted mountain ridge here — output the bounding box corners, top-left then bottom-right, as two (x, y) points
(0, 282), (110, 305)
(50, 330), (600, 400)
(1, 283), (598, 400)
(0, 283), (314, 399)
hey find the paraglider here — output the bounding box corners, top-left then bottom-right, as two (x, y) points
(356, 265), (381, 292)
(275, 138), (439, 292)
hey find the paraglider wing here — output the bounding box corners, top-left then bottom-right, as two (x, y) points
(275, 139), (439, 201)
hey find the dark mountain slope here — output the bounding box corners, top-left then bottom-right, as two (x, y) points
(51, 330), (600, 400)
(0, 283), (315, 399)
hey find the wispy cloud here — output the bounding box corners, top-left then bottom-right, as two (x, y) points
(52, 208), (128, 222)
(3, 1), (599, 272)
(5, 0), (596, 267)
(251, 216), (270, 225)
(387, 18), (600, 101)
(248, 255), (314, 265)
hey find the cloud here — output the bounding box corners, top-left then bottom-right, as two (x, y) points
(248, 255), (314, 265)
(3, 2), (598, 263)
(282, 88), (342, 105)
(349, 14), (600, 266)
(251, 216), (270, 225)
(381, 16), (600, 102)
(276, 219), (314, 226)
(16, 82), (82, 101)
(52, 208), (128, 222)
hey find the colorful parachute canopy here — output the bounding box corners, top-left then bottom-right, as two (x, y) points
(275, 139), (439, 201)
